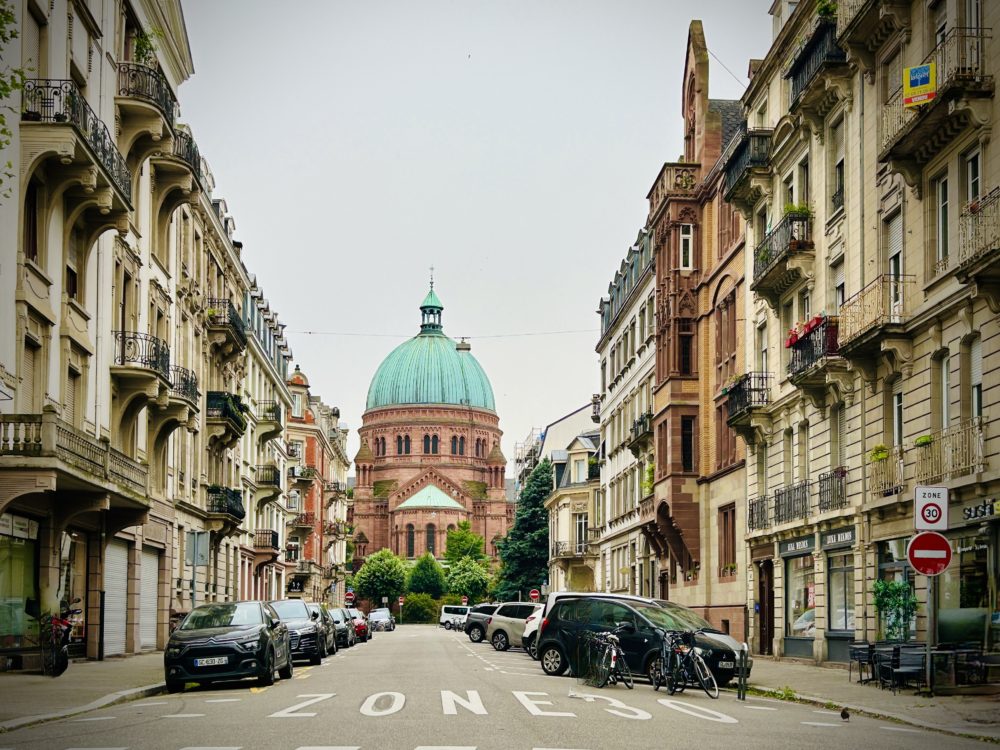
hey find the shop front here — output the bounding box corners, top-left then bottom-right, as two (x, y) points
(820, 526), (856, 663)
(780, 534), (816, 659)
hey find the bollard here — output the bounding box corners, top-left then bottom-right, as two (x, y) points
(737, 642), (749, 701)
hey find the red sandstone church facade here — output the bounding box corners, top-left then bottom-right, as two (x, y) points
(351, 287), (513, 565)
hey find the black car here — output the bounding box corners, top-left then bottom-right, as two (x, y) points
(536, 596), (743, 687)
(268, 599), (325, 664)
(306, 603), (338, 656)
(329, 607), (357, 648)
(464, 603), (499, 643)
(164, 601), (292, 693)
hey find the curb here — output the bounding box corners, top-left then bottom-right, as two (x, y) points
(746, 682), (1000, 743)
(0, 682), (166, 733)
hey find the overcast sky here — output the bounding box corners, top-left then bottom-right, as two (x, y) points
(178, 1), (772, 471)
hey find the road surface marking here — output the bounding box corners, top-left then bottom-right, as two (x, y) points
(567, 692), (651, 720)
(441, 690), (488, 715)
(163, 713), (206, 718)
(205, 698), (242, 703)
(72, 716), (116, 721)
(293, 747), (361, 750)
(512, 691), (575, 717)
(880, 726), (921, 733)
(180, 747), (243, 750)
(414, 747), (477, 750)
(134, 701), (169, 706)
(656, 699), (739, 724)
(741, 706), (778, 711)
(65, 747), (128, 749)
(801, 721), (841, 727)
(360, 691), (405, 716)
(813, 710), (841, 716)
(250, 687), (269, 694)
(269, 693), (336, 718)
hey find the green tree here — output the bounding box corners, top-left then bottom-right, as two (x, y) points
(407, 552), (446, 598)
(495, 459), (552, 601)
(400, 592), (437, 623)
(444, 520), (487, 565)
(1, 0), (27, 200)
(445, 556), (492, 603)
(353, 549), (406, 607)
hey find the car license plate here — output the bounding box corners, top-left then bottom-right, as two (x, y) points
(193, 656), (228, 667)
(717, 660), (734, 669)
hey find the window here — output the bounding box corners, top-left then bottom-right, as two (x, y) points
(574, 513), (588, 554)
(965, 149), (981, 204)
(431, 435), (439, 454)
(574, 459), (587, 483)
(970, 338), (983, 419)
(798, 158), (810, 205)
(718, 504), (736, 576)
(757, 322), (768, 374)
(831, 260), (845, 312)
(406, 525), (415, 558)
(397, 435), (403, 455)
(783, 429), (793, 486)
(798, 288), (811, 321)
(292, 394), (303, 418)
(21, 338), (38, 412)
(23, 180), (39, 264)
(757, 442), (768, 495)
(891, 379), (904, 447)
(404, 435), (411, 454)
(877, 540), (916, 640)
(423, 434), (431, 454)
(677, 319), (694, 375)
(66, 227), (81, 301)
(459, 436), (465, 455)
(65, 369), (80, 426)
(681, 416), (695, 472)
(426, 524), (436, 556)
(798, 422), (810, 479)
(716, 405), (736, 470)
(781, 300), (794, 368)
(679, 224), (694, 270)
(785, 554), (816, 638)
(940, 354), (951, 428)
(830, 118), (845, 212)
(831, 403), (846, 468)
(827, 553), (855, 632)
(934, 174), (949, 273)
(451, 436), (458, 455)
(783, 172), (794, 207)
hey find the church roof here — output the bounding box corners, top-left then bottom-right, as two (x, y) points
(486, 443), (507, 465)
(354, 440), (373, 462)
(396, 484), (467, 511)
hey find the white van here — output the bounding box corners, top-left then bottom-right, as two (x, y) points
(439, 605), (471, 628)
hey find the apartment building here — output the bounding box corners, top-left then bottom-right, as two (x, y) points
(0, 0), (301, 666)
(545, 430), (600, 592)
(593, 231), (658, 597)
(728, 0), (998, 669)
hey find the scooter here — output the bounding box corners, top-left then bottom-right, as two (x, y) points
(42, 598), (82, 677)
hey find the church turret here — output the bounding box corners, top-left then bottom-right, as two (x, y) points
(419, 284), (443, 333)
(354, 440), (374, 487)
(486, 442), (506, 489)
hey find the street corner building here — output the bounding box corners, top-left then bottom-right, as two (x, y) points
(351, 287), (514, 566)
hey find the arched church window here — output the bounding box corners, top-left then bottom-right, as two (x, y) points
(404, 435), (411, 454)
(397, 435), (403, 455)
(423, 434), (431, 454)
(406, 524), (415, 558)
(459, 436), (465, 456)
(451, 436), (458, 454)
(426, 524), (436, 555)
(431, 435), (439, 454)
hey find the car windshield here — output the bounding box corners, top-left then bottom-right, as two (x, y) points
(369, 611), (390, 621)
(180, 603), (262, 630)
(633, 602), (714, 632)
(270, 600), (310, 619)
(348, 608), (363, 618)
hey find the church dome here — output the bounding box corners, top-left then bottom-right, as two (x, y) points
(365, 287), (496, 412)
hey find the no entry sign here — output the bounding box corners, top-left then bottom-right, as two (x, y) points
(344, 591), (356, 604)
(529, 589), (540, 602)
(461, 595), (468, 605)
(907, 531), (953, 576)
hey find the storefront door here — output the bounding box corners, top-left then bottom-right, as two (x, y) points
(104, 540), (128, 656)
(139, 548), (159, 650)
(758, 559), (774, 655)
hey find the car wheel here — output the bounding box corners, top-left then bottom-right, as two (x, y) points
(540, 644), (567, 676)
(468, 625), (484, 643)
(525, 635), (537, 659)
(311, 646), (322, 666)
(492, 631), (509, 651)
(166, 679), (184, 694)
(258, 648), (276, 687)
(278, 652), (293, 680)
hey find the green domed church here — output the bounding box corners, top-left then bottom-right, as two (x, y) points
(352, 286), (512, 565)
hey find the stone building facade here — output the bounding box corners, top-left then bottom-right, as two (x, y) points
(352, 288), (513, 565)
(546, 430), (601, 592)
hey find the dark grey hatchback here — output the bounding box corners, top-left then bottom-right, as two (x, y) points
(164, 601), (292, 693)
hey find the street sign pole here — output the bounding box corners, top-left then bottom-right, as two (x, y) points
(927, 576), (935, 694)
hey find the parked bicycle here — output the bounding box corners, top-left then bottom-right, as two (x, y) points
(582, 626), (634, 689)
(651, 628), (718, 698)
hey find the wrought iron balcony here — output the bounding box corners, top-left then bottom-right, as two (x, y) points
(914, 418), (987, 484)
(747, 495), (771, 532)
(21, 79), (133, 203)
(206, 391), (249, 434)
(721, 125), (773, 207)
(206, 486), (245, 521)
(818, 467), (849, 512)
(324, 479), (345, 494)
(838, 275), (915, 352)
(172, 129), (203, 185)
(258, 400), (281, 423)
(255, 400), (282, 445)
(289, 465), (318, 482)
(169, 365), (199, 404)
(751, 212), (813, 307)
(628, 411), (654, 456)
(958, 187), (1000, 280)
(289, 512), (316, 528)
(116, 62), (176, 129)
(253, 529), (280, 551)
(112, 331), (171, 381)
(774, 481), (811, 524)
(786, 19), (847, 107)
(255, 464), (281, 487)
(550, 540), (594, 559)
(205, 298), (248, 357)
(788, 316), (840, 379)
(867, 445), (905, 497)
(880, 28), (993, 165)
(725, 372), (771, 423)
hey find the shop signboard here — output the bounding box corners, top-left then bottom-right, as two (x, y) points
(778, 534), (815, 557)
(960, 497), (996, 524)
(915, 486), (949, 531)
(0, 513), (11, 536)
(820, 527), (855, 550)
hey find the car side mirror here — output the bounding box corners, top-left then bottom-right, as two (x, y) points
(617, 621), (636, 633)
(311, 610), (320, 620)
(270, 616), (280, 629)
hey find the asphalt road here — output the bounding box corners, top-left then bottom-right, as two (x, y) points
(0, 625), (980, 750)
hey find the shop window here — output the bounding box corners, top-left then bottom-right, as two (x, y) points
(786, 554), (816, 638)
(877, 539), (917, 640)
(0, 516), (39, 647)
(937, 537), (992, 649)
(827, 552), (855, 632)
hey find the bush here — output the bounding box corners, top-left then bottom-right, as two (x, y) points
(401, 592), (437, 624)
(407, 552), (446, 598)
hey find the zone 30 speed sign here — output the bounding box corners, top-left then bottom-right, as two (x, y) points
(915, 486), (949, 531)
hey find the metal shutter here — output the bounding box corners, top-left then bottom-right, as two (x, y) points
(21, 344), (35, 410)
(104, 540), (129, 656)
(21, 12), (39, 69)
(837, 404), (847, 467)
(971, 338), (983, 386)
(888, 213), (903, 261)
(65, 372), (78, 426)
(140, 548), (159, 649)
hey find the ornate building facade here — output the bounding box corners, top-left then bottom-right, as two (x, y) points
(352, 288), (513, 565)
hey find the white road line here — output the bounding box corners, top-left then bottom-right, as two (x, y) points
(812, 710), (842, 715)
(134, 701), (170, 706)
(65, 747), (128, 749)
(880, 726), (922, 733)
(801, 721), (841, 727)
(180, 747), (242, 749)
(293, 747), (360, 750)
(163, 713), (206, 718)
(205, 698), (242, 703)
(741, 706), (778, 711)
(73, 716), (116, 721)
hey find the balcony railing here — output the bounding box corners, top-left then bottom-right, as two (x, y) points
(254, 529), (279, 550)
(818, 467), (849, 512)
(836, 0), (869, 37)
(774, 481), (811, 524)
(257, 400), (281, 422)
(787, 19), (846, 105)
(789, 316), (840, 377)
(172, 129), (203, 184)
(748, 495), (771, 531)
(839, 275), (916, 346)
(206, 486), (245, 521)
(550, 540), (592, 558)
(648, 162), (701, 214)
(206, 391), (249, 432)
(868, 445), (905, 496)
(324, 479), (345, 493)
(205, 298), (248, 347)
(753, 212), (812, 283)
(116, 62), (176, 128)
(630, 411), (653, 443)
(914, 417), (987, 483)
(21, 79), (132, 202)
(722, 126), (773, 198)
(255, 464), (281, 487)
(169, 365), (198, 403)
(113, 331), (170, 380)
(290, 512), (315, 527)
(959, 187), (1000, 268)
(726, 372), (771, 420)
(881, 28), (992, 154)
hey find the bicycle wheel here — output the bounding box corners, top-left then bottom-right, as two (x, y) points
(592, 645), (612, 688)
(692, 652), (719, 699)
(616, 650), (634, 689)
(667, 661), (686, 694)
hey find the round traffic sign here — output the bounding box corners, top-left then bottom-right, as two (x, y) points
(529, 588), (540, 602)
(461, 595), (468, 605)
(921, 502), (943, 525)
(344, 591), (356, 604)
(398, 596), (405, 605)
(907, 531), (952, 576)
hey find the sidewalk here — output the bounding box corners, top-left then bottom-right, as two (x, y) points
(0, 652), (165, 731)
(747, 657), (1000, 741)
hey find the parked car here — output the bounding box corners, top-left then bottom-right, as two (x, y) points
(521, 607), (543, 659)
(330, 607), (357, 648)
(463, 603), (499, 642)
(486, 602), (541, 651)
(306, 603), (338, 655)
(268, 598), (325, 664)
(164, 601), (292, 693)
(369, 607), (396, 631)
(439, 604), (471, 628)
(536, 594), (748, 687)
(347, 607), (370, 642)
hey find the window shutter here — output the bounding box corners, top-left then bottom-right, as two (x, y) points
(22, 343), (36, 410)
(837, 404), (846, 467)
(971, 338), (983, 386)
(832, 120), (845, 162)
(65, 371), (78, 425)
(888, 213), (903, 259)
(21, 13), (40, 70)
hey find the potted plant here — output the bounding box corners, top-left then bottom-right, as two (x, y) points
(816, 0), (837, 19)
(786, 327), (799, 348)
(869, 443), (889, 462)
(873, 579), (918, 641)
(914, 435), (934, 448)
